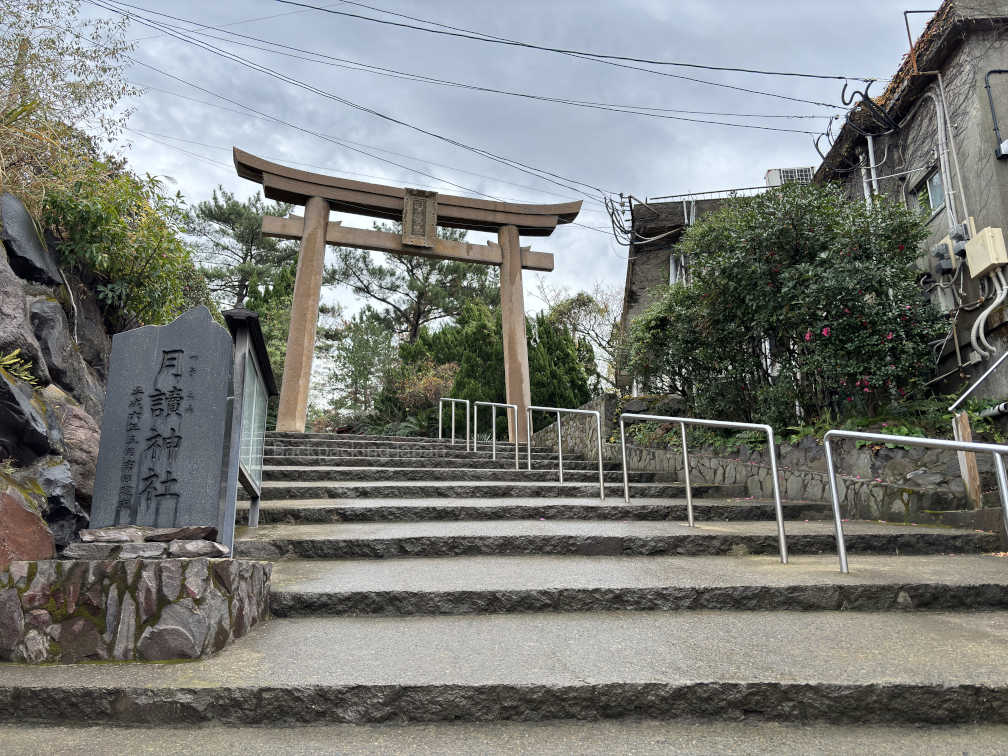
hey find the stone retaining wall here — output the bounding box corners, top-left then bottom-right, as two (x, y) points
(532, 395), (998, 523)
(0, 557), (270, 663)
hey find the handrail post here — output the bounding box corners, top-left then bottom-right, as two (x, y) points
(526, 407), (532, 471)
(765, 426), (788, 564)
(490, 405), (495, 460)
(993, 452), (1008, 541)
(466, 400), (470, 452)
(451, 402), (456, 446)
(473, 404), (479, 452)
(512, 405), (519, 470)
(596, 412), (605, 500)
(823, 434), (850, 574)
(438, 402), (443, 440)
(621, 417), (630, 503)
(680, 421), (694, 527)
(556, 411), (564, 485)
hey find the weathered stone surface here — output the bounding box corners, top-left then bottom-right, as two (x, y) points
(160, 559), (182, 602)
(0, 248), (50, 387)
(0, 587), (24, 657)
(113, 591), (136, 659)
(29, 298), (106, 420)
(136, 567), (159, 623)
(55, 616), (103, 662)
(0, 491), (55, 569)
(91, 307), (237, 549)
(145, 525), (218, 542)
(137, 598), (207, 660)
(0, 193), (61, 285)
(80, 525), (151, 543)
(119, 542), (167, 559)
(0, 558), (269, 663)
(18, 628), (49, 663)
(0, 370), (52, 463)
(40, 385), (100, 501)
(169, 539), (230, 558)
(20, 457), (86, 549)
(62, 542), (117, 560)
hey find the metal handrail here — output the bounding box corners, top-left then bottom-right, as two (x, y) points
(824, 429), (1008, 574)
(948, 350), (1008, 411)
(525, 405), (605, 500)
(473, 401), (519, 470)
(438, 398), (471, 451)
(619, 413), (788, 565)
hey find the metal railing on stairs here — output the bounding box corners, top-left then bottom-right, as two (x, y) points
(438, 398), (470, 451)
(619, 413), (788, 565)
(526, 405), (605, 500)
(824, 430), (1008, 574)
(472, 401), (520, 470)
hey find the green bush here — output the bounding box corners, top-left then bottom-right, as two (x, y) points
(41, 160), (211, 331)
(629, 182), (942, 431)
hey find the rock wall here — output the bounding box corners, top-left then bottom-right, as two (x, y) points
(533, 395), (1001, 524)
(0, 557), (271, 663)
(0, 192), (109, 549)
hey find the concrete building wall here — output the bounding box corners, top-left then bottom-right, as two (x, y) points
(823, 4), (1008, 401)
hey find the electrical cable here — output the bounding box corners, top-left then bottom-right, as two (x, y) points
(273, 0), (879, 82)
(130, 81), (605, 206)
(115, 3), (843, 123)
(94, 0), (614, 199)
(269, 0), (849, 109)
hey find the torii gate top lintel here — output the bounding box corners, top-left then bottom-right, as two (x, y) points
(233, 148), (581, 236)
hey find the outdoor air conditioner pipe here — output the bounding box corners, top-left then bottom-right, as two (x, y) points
(867, 134), (881, 194)
(858, 152), (872, 208)
(898, 91), (958, 230)
(969, 272), (996, 358)
(971, 269), (1006, 357)
(980, 402), (1008, 419)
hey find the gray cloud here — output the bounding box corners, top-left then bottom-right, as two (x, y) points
(98, 0), (922, 311)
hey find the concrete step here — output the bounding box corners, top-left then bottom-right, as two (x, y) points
(257, 481), (740, 500)
(261, 466), (651, 484)
(265, 437), (554, 453)
(238, 497), (832, 524)
(263, 454), (621, 471)
(264, 446), (570, 462)
(268, 554), (1008, 616)
(4, 610), (1008, 725)
(233, 520), (1000, 560)
(6, 721), (1008, 755)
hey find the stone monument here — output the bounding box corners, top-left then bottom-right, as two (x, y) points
(90, 306), (238, 550)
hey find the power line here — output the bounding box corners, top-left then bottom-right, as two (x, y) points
(130, 80), (608, 208)
(95, 0), (612, 200)
(275, 0), (878, 82)
(115, 1), (840, 127)
(269, 0), (854, 108)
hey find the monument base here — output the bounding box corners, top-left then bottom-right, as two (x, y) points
(0, 557), (270, 663)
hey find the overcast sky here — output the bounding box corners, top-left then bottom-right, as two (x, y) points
(85, 0), (932, 314)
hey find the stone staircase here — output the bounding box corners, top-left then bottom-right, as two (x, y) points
(3, 430), (1008, 744)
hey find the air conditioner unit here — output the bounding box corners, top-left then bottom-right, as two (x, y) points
(765, 166), (815, 187)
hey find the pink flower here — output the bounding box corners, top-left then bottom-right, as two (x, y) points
(822, 327), (831, 337)
(843, 308), (850, 313)
(886, 332), (894, 340)
(864, 387), (870, 392)
(805, 330), (812, 341)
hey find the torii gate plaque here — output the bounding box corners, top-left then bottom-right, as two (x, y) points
(234, 148), (581, 441)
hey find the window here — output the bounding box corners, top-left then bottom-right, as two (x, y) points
(916, 170), (945, 214)
(780, 167), (814, 184)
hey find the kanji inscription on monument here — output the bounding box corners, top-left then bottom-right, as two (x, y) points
(91, 306), (237, 547)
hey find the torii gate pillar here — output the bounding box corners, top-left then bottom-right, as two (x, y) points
(498, 224), (531, 442)
(275, 196), (331, 432)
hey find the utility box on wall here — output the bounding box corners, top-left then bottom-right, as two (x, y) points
(965, 227), (1008, 278)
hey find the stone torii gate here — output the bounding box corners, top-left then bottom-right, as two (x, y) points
(233, 148), (581, 441)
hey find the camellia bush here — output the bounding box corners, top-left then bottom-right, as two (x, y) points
(629, 182), (943, 430)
